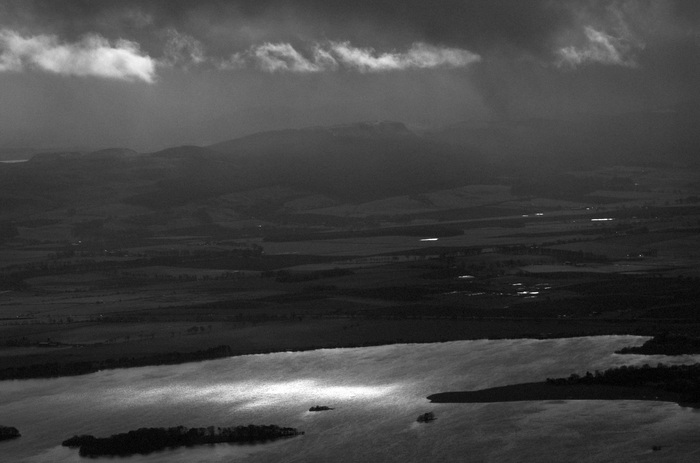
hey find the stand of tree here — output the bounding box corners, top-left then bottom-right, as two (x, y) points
(546, 363), (700, 403)
(0, 345), (233, 380)
(63, 424), (302, 457)
(309, 405), (333, 411)
(0, 425), (20, 441)
(616, 333), (700, 355)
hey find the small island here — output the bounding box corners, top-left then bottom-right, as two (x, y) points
(62, 424), (303, 457)
(0, 426), (20, 441)
(428, 363), (700, 407)
(416, 412), (436, 423)
(309, 405), (334, 412)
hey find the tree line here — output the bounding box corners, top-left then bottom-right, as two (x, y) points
(0, 345), (233, 380)
(547, 363), (700, 403)
(63, 424), (302, 457)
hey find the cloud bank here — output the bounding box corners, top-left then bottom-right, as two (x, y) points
(0, 25), (480, 80)
(330, 42), (481, 72)
(1, 1), (695, 75)
(557, 26), (644, 68)
(0, 0), (698, 151)
(0, 29), (156, 82)
(232, 41), (481, 73)
(251, 42), (333, 73)
(161, 29), (205, 68)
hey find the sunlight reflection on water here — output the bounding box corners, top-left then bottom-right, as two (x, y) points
(2, 337), (700, 463)
(106, 379), (400, 409)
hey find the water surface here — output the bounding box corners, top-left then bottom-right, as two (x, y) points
(1, 336), (699, 462)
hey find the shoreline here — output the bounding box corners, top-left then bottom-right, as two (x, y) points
(427, 382), (699, 408)
(0, 333), (648, 381)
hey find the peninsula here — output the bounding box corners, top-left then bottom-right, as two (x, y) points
(428, 363), (700, 408)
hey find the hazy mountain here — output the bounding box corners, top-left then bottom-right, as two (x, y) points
(0, 121), (484, 218)
(0, 148), (44, 162)
(28, 148), (139, 164)
(208, 121), (484, 202)
(2, 111), (695, 220)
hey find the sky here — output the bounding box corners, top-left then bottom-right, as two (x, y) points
(0, 0), (699, 151)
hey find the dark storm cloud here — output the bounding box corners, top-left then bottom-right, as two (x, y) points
(272, 0), (573, 54)
(0, 0), (698, 151)
(0, 0), (572, 55)
(2, 1), (697, 66)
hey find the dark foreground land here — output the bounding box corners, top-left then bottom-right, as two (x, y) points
(2, 157), (700, 379)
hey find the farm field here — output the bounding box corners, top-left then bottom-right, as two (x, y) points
(2, 165), (700, 377)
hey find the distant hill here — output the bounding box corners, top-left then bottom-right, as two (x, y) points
(150, 146), (214, 159)
(209, 121), (413, 153)
(4, 111), (693, 221)
(123, 145), (245, 209)
(0, 148), (161, 214)
(208, 121), (484, 202)
(0, 148), (39, 162)
(0, 121), (488, 217)
(28, 148), (139, 164)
